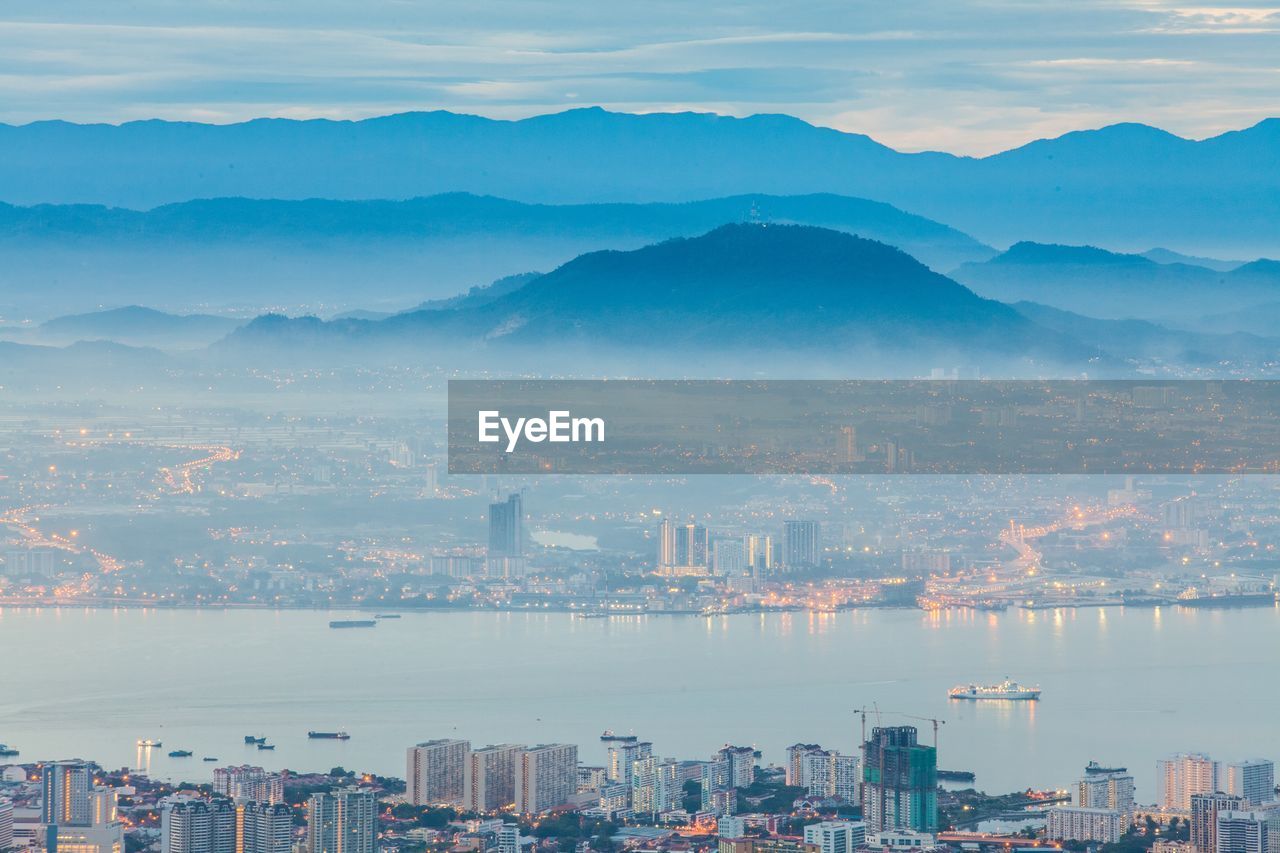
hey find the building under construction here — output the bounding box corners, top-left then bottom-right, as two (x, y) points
(861, 725), (938, 833)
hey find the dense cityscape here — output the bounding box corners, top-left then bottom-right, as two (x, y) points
(2, 396), (1277, 614)
(2, 728), (1277, 853)
(3, 15), (1280, 853)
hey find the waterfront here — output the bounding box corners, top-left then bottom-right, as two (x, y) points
(2, 604), (1276, 800)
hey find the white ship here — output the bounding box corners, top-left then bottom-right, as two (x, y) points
(948, 677), (1041, 700)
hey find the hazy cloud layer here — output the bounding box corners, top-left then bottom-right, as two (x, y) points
(0, 0), (1277, 153)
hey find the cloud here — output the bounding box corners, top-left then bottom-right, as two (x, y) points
(0, 1), (1275, 154)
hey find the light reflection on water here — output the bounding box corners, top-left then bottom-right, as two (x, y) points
(2, 603), (1276, 800)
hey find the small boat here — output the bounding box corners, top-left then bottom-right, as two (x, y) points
(256, 743), (276, 750)
(0, 745), (18, 757)
(948, 677), (1041, 701)
(244, 736), (266, 744)
(329, 619), (376, 629)
(168, 750), (193, 758)
(308, 731), (351, 740)
(203, 757), (219, 762)
(137, 739), (163, 747)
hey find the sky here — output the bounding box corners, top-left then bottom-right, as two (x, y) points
(0, 1), (1277, 155)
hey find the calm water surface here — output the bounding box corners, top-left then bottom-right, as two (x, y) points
(1, 605), (1276, 802)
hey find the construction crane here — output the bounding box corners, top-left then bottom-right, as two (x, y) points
(854, 708), (946, 749)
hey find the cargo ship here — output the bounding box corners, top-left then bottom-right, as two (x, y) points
(244, 735), (266, 744)
(308, 731), (351, 740)
(329, 620), (376, 629)
(1176, 589), (1276, 609)
(948, 677), (1041, 700)
(1085, 761), (1127, 775)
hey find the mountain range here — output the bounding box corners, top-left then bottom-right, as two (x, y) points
(0, 192), (992, 319)
(2, 109), (1277, 256)
(952, 242), (1280, 327)
(219, 223), (1085, 372)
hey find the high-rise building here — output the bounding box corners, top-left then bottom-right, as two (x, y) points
(787, 744), (825, 787)
(1193, 793), (1248, 853)
(406, 740), (470, 807)
(1077, 769), (1136, 817)
(307, 788), (377, 853)
(833, 755), (861, 805)
(804, 821), (866, 853)
(745, 535), (773, 576)
(467, 744), (523, 813)
(160, 797), (236, 853)
(1, 798), (15, 853)
(712, 539), (747, 576)
(515, 745), (577, 815)
(1227, 762), (1276, 807)
(237, 802), (293, 853)
(43, 761), (93, 826)
(802, 752), (861, 802)
(577, 766), (607, 793)
(783, 520), (820, 569)
(596, 784), (631, 820)
(658, 519), (709, 575)
(714, 746), (756, 789)
(718, 816), (748, 840)
(1216, 811), (1270, 853)
(496, 825), (521, 853)
(861, 726), (937, 833)
(606, 738), (652, 786)
(212, 767), (284, 805)
(487, 493), (525, 578)
(1047, 807), (1125, 844)
(631, 758), (680, 817)
(1161, 754), (1223, 811)
(702, 760), (733, 815)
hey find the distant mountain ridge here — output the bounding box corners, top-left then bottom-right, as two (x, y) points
(1, 108), (1277, 255)
(953, 242), (1280, 328)
(0, 192), (994, 319)
(0, 305), (244, 348)
(221, 223), (1087, 371)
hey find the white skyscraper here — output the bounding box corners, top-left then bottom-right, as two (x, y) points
(787, 744), (825, 787)
(515, 745), (577, 815)
(1, 798), (15, 853)
(406, 740), (470, 806)
(466, 744), (523, 813)
(212, 767), (284, 805)
(714, 746), (756, 788)
(1160, 754), (1223, 811)
(631, 758), (680, 817)
(160, 797), (236, 853)
(307, 788), (377, 853)
(43, 761), (92, 827)
(606, 739), (652, 786)
(1216, 811), (1270, 853)
(1227, 762), (1276, 807)
(1078, 770), (1136, 817)
(238, 802), (293, 853)
(805, 821), (867, 853)
(1047, 807), (1125, 844)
